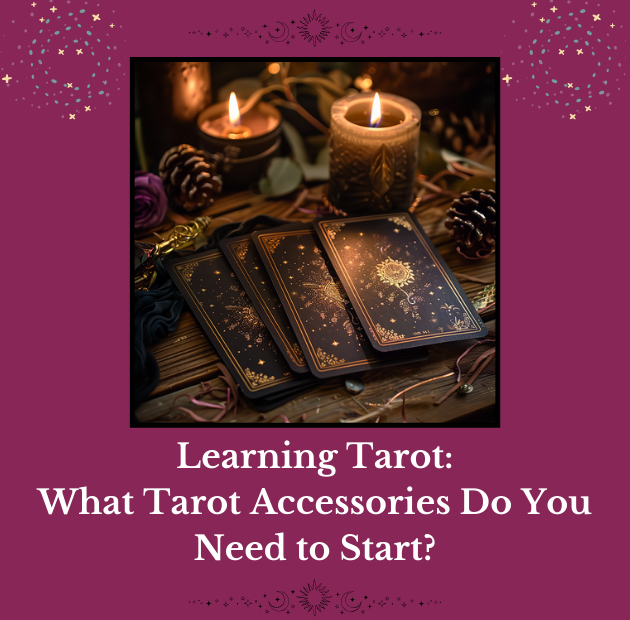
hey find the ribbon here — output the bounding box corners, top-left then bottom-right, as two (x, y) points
(147, 363), (239, 423)
(434, 337), (496, 406)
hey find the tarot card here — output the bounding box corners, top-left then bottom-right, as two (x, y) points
(220, 234), (309, 374)
(314, 213), (488, 351)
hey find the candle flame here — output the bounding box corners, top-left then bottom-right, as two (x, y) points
(228, 92), (241, 126)
(369, 92), (382, 128)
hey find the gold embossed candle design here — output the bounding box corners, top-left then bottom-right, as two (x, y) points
(329, 92), (421, 214)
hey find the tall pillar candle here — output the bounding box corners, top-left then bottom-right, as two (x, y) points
(328, 92), (421, 214)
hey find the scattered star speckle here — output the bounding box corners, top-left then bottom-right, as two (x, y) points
(92, 14), (101, 21)
(85, 106), (91, 111)
(577, 49), (583, 55)
(69, 114), (76, 119)
(593, 14), (601, 22)
(570, 114), (576, 119)
(550, 6), (558, 13)
(50, 6), (57, 13)
(58, 49), (64, 55)
(585, 106), (591, 111)
(76, 49), (83, 55)
(502, 74), (513, 83)
(558, 49), (565, 55)
(2, 74), (12, 84)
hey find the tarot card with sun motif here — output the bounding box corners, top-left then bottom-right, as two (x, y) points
(165, 249), (307, 400)
(252, 224), (429, 378)
(314, 213), (488, 352)
(220, 234), (309, 375)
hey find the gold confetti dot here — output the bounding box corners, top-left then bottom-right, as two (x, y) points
(429, 108), (439, 116)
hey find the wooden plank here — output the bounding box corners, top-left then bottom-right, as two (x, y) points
(138, 321), (495, 424)
(148, 313), (220, 396)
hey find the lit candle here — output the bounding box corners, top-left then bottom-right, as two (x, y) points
(369, 92), (382, 127)
(198, 93), (279, 140)
(197, 93), (283, 187)
(224, 92), (251, 139)
(329, 92), (421, 214)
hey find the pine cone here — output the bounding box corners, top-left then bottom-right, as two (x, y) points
(445, 188), (496, 259)
(158, 144), (222, 212)
(427, 111), (493, 156)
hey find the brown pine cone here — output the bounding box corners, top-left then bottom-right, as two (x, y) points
(445, 188), (496, 259)
(427, 111), (493, 156)
(158, 144), (222, 212)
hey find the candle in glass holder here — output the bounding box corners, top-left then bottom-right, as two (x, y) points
(197, 93), (282, 187)
(328, 92), (421, 214)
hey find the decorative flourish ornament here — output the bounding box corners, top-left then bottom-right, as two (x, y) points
(243, 368), (276, 387)
(375, 322), (406, 342)
(225, 294), (268, 343)
(303, 273), (352, 313)
(179, 262), (199, 283)
(296, 11), (331, 47)
(296, 580), (332, 615)
(321, 280), (347, 307)
(387, 215), (413, 231)
(376, 258), (416, 303)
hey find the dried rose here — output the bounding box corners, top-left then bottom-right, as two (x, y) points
(134, 171), (167, 233)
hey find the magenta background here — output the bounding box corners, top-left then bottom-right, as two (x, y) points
(1, 0), (628, 617)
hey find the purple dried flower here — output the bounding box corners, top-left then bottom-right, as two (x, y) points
(134, 171), (167, 233)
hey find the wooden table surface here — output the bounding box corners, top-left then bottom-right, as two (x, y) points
(135, 187), (496, 425)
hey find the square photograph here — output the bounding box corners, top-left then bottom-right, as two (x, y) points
(133, 60), (497, 426)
